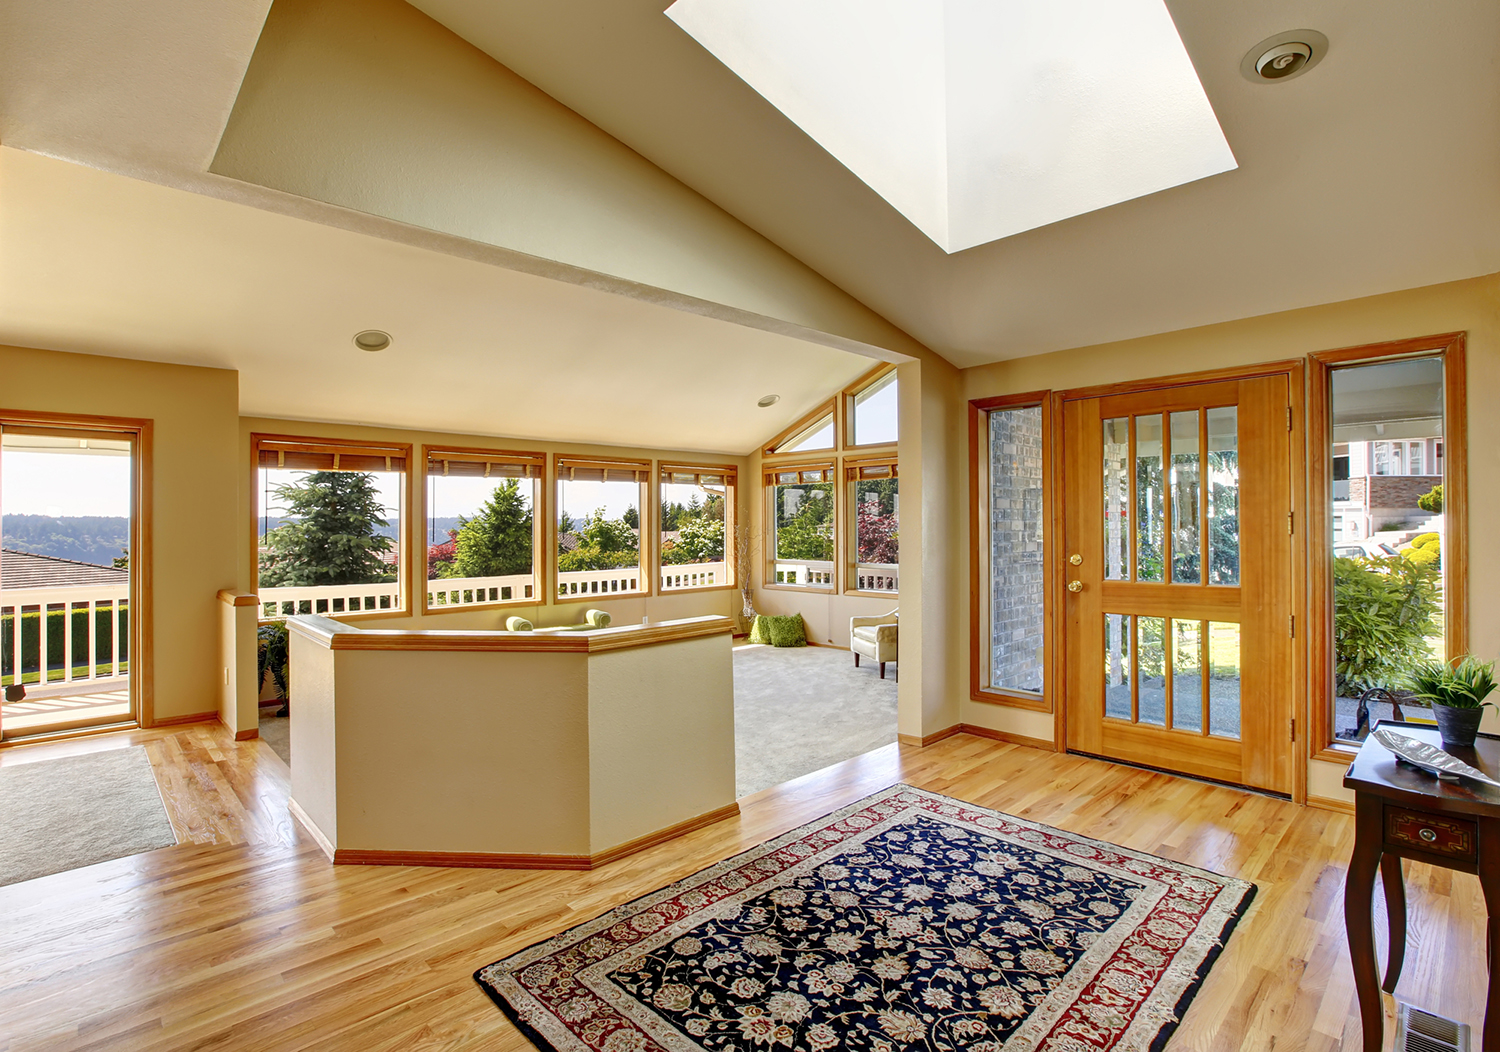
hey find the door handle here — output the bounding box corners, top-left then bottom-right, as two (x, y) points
(1067, 581), (1083, 593)
(1069, 554), (1083, 565)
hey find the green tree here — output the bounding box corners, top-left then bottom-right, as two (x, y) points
(774, 485), (834, 561)
(662, 516), (725, 565)
(446, 480), (533, 578)
(258, 471), (395, 586)
(622, 505), (640, 529)
(1333, 554), (1441, 695)
(557, 510), (576, 535)
(1418, 484), (1444, 513)
(557, 509), (639, 571)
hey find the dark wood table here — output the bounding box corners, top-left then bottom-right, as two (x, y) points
(1344, 721), (1500, 1050)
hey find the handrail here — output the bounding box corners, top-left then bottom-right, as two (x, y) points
(287, 614), (734, 654)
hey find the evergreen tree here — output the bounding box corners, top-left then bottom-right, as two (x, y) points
(622, 505), (640, 529)
(258, 471), (395, 586)
(558, 510), (577, 535)
(449, 480), (534, 578)
(774, 486), (834, 561)
(557, 509), (639, 571)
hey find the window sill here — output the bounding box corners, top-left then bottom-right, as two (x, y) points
(844, 589), (900, 600)
(760, 583), (835, 595)
(971, 689), (1051, 713)
(657, 584), (737, 597)
(421, 595), (542, 615)
(552, 589), (650, 605)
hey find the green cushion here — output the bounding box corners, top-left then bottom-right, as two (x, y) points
(583, 609), (612, 628)
(750, 615), (770, 645)
(758, 614), (807, 648)
(505, 616), (534, 632)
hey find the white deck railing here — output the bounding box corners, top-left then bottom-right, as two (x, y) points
(855, 562), (899, 592)
(660, 561), (728, 591)
(1, 584), (130, 692)
(773, 560), (836, 587)
(428, 574), (535, 608)
(261, 582), (401, 619)
(557, 567), (642, 598)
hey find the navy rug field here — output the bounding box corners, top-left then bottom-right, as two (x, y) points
(475, 785), (1255, 1052)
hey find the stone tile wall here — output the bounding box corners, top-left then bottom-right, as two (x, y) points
(987, 407), (1045, 694)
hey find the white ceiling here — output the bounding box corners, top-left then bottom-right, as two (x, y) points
(0, 148), (874, 455)
(412, 0), (1500, 366)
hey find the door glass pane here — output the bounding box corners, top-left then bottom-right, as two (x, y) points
(987, 407), (1044, 694)
(1206, 407), (1239, 586)
(1104, 613), (1131, 721)
(1170, 411), (1201, 584)
(1172, 619), (1203, 732)
(1103, 417), (1130, 581)
(1208, 621), (1241, 739)
(1136, 616), (1166, 727)
(1135, 415), (1164, 582)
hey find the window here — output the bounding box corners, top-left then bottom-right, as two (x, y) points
(424, 448), (543, 610)
(555, 457), (649, 599)
(766, 463), (835, 589)
(846, 458), (898, 592)
(765, 403), (836, 456)
(1314, 337), (1465, 750)
(255, 437), (409, 618)
(974, 402), (1047, 700)
(660, 465), (735, 591)
(848, 370), (898, 447)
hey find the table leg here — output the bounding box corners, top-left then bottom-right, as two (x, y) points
(1478, 822), (1500, 1052)
(1380, 853), (1406, 993)
(1345, 793), (1385, 1052)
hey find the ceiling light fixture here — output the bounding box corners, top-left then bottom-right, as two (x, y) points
(1242, 30), (1328, 84)
(757, 394), (781, 408)
(353, 329), (392, 352)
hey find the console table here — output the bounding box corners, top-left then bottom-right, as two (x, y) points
(1343, 721), (1500, 1051)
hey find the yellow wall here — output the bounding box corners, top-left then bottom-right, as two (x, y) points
(212, 0), (931, 363)
(0, 344), (241, 722)
(959, 270), (1500, 801)
(241, 416), (751, 632)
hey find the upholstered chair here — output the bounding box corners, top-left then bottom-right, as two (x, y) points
(850, 609), (898, 679)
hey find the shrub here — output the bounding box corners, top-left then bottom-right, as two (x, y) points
(1417, 484), (1443, 513)
(1333, 555), (1440, 695)
(1402, 546), (1439, 568)
(1412, 532), (1440, 550)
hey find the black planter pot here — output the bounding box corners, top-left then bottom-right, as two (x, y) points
(1432, 703), (1485, 748)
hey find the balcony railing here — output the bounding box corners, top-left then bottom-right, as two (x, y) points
(1, 584), (130, 695)
(855, 562), (899, 592)
(558, 567), (641, 598)
(261, 582), (401, 619)
(773, 560), (835, 587)
(428, 575), (535, 608)
(661, 561), (727, 591)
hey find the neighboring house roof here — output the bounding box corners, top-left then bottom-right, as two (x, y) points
(0, 549), (129, 590)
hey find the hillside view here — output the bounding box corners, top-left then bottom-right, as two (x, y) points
(2, 514), (130, 566)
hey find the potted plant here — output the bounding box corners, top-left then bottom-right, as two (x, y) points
(1406, 655), (1497, 748)
(257, 621), (290, 717)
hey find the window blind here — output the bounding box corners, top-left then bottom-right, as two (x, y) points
(257, 440), (407, 472)
(427, 450), (544, 479)
(556, 457), (650, 483)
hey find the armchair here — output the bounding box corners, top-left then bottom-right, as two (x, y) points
(850, 609), (898, 679)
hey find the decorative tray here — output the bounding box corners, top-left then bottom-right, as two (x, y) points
(1372, 727), (1500, 788)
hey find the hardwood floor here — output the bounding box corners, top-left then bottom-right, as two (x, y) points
(0, 723), (1485, 1051)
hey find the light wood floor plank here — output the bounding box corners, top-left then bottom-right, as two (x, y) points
(0, 723), (1487, 1050)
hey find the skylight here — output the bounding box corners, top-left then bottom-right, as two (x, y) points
(665, 0), (1237, 254)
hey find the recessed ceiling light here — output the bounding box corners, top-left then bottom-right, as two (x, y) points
(353, 330), (392, 352)
(757, 394), (781, 408)
(1241, 30), (1328, 84)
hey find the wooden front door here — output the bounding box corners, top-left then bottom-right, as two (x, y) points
(1062, 375), (1294, 793)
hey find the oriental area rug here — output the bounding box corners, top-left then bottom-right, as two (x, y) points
(475, 785), (1255, 1052)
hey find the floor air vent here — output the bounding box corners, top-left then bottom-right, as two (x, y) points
(1395, 1003), (1470, 1052)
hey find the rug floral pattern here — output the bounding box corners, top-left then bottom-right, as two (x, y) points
(476, 786), (1255, 1052)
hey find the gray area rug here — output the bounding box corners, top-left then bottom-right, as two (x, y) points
(734, 644), (897, 798)
(260, 714), (291, 765)
(0, 747), (177, 887)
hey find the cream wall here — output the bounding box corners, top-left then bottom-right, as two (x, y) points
(959, 271), (1500, 802)
(0, 344), (241, 722)
(240, 416), (751, 632)
(211, 0), (932, 364)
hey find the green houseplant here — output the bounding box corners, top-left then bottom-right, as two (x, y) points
(257, 621), (290, 717)
(1406, 655), (1497, 748)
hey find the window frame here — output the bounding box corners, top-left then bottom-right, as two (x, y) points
(762, 459), (838, 593)
(420, 445), (546, 615)
(968, 392), (1057, 713)
(252, 433), (414, 621)
(553, 455), (652, 604)
(844, 364), (900, 451)
(762, 400), (838, 458)
(1307, 332), (1468, 760)
(844, 454), (900, 596)
(658, 462), (737, 594)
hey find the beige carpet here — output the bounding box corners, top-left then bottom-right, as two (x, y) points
(260, 714), (291, 765)
(734, 644), (897, 797)
(0, 747), (177, 887)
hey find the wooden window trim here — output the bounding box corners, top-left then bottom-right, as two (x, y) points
(659, 461), (738, 593)
(844, 363), (900, 451)
(0, 409), (153, 728)
(844, 453), (900, 598)
(421, 445), (547, 615)
(762, 400), (838, 459)
(1307, 332), (1467, 757)
(554, 455), (652, 603)
(763, 459), (838, 594)
(968, 392), (1056, 714)
(251, 433), (415, 622)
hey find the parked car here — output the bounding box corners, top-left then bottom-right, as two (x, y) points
(1333, 539), (1398, 560)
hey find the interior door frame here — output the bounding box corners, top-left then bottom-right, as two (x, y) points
(1050, 359), (1308, 803)
(0, 408), (153, 736)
